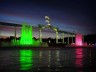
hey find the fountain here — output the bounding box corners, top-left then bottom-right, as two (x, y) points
(75, 34), (83, 46)
(12, 23), (41, 47)
(20, 23), (34, 45)
(66, 33), (95, 47)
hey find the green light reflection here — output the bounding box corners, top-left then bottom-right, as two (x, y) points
(20, 50), (33, 70)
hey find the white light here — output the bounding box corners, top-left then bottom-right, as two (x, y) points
(45, 16), (50, 19)
(48, 24), (50, 25)
(92, 44), (94, 45)
(49, 40), (50, 43)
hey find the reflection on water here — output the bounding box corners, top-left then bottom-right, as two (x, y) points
(75, 48), (83, 67)
(0, 47), (95, 72)
(20, 50), (33, 70)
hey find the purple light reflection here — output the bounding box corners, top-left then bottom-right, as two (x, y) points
(75, 48), (83, 67)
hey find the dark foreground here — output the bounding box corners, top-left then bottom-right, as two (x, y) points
(0, 47), (96, 72)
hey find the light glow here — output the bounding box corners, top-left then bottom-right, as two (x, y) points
(20, 23), (34, 45)
(75, 34), (83, 46)
(20, 50), (33, 70)
(11, 23), (41, 47)
(75, 48), (83, 67)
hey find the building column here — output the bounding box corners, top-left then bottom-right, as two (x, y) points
(67, 34), (69, 44)
(62, 33), (64, 43)
(56, 31), (58, 43)
(14, 26), (16, 39)
(72, 34), (74, 43)
(39, 29), (42, 42)
(72, 35), (73, 43)
(0, 30), (1, 36)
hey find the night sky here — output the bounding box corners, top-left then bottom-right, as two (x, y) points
(0, 0), (96, 37)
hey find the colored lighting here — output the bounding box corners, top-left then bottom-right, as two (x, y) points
(75, 48), (83, 67)
(20, 23), (34, 45)
(75, 34), (83, 46)
(11, 23), (41, 47)
(20, 50), (33, 70)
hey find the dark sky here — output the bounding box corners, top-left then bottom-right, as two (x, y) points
(0, 0), (96, 35)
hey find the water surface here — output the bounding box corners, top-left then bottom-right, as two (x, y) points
(0, 47), (96, 72)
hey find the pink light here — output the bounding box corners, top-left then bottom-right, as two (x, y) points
(75, 34), (83, 46)
(75, 48), (83, 67)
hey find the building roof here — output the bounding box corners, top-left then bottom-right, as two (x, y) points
(0, 22), (75, 35)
